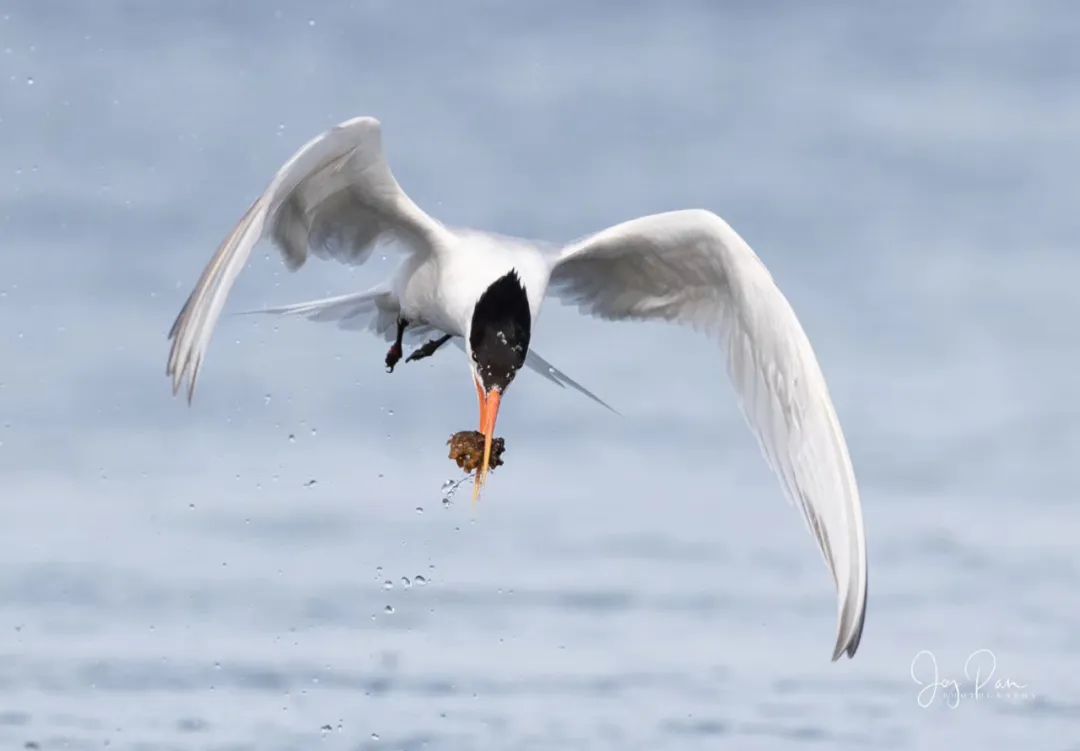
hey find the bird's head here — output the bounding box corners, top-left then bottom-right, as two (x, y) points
(467, 270), (531, 497)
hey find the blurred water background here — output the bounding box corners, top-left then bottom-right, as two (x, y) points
(2, 1), (1079, 748)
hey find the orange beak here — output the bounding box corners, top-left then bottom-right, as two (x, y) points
(473, 377), (502, 501)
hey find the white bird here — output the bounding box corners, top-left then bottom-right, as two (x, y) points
(167, 116), (867, 660)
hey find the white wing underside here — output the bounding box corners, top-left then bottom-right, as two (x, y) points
(167, 117), (449, 400)
(550, 209), (868, 660)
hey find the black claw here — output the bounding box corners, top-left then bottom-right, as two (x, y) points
(385, 348), (402, 373)
(385, 318), (408, 373)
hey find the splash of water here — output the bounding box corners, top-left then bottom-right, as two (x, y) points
(440, 475), (470, 507)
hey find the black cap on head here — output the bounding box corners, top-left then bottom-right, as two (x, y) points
(470, 270), (531, 392)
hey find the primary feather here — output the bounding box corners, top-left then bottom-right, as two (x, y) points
(551, 210), (867, 659)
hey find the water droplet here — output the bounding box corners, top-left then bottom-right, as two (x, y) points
(414, 506), (423, 514)
(382, 580), (393, 590)
(414, 575), (427, 585)
(320, 724), (333, 734)
(371, 732), (380, 741)
(310, 427), (318, 437)
(303, 479), (317, 488)
(264, 393), (272, 405)
(401, 577), (411, 588)
(25, 76), (34, 86)
(288, 433), (296, 443)
(440, 476), (469, 507)
(383, 605), (394, 614)
(188, 503), (195, 510)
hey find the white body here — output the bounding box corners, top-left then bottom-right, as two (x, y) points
(167, 117), (868, 660)
(392, 230), (552, 340)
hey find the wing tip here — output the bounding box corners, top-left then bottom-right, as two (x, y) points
(831, 631), (861, 662)
(165, 362), (198, 405)
(830, 577), (868, 661)
(165, 334), (200, 406)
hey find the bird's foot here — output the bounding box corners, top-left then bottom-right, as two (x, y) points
(406, 334), (453, 363)
(385, 343), (403, 373)
(385, 317), (408, 372)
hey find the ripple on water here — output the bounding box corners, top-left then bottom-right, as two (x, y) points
(662, 717), (729, 737)
(0, 712), (29, 726)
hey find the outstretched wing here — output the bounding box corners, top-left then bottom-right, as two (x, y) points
(167, 116), (450, 400)
(550, 209), (867, 660)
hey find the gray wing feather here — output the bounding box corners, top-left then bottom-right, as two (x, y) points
(241, 287), (438, 344)
(523, 349), (619, 414)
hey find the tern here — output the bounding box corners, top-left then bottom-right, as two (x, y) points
(167, 116), (867, 659)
